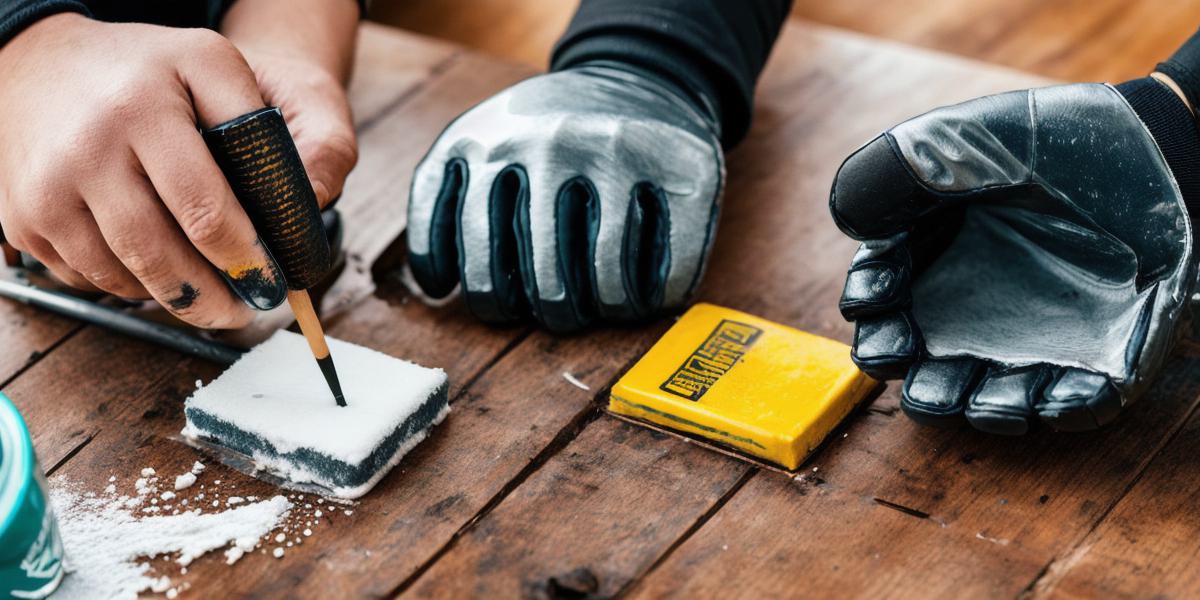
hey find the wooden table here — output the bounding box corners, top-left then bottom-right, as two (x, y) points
(5, 21), (1200, 599)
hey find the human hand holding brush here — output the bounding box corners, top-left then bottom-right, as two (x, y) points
(0, 0), (359, 332)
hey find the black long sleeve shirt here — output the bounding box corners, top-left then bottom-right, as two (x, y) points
(552, 0), (792, 147)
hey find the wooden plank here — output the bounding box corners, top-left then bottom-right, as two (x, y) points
(368, 0), (574, 68)
(791, 0), (1199, 82)
(404, 377), (751, 599)
(1028, 345), (1200, 599)
(394, 22), (1048, 596)
(0, 297), (78, 385)
(619, 25), (1200, 599)
(348, 22), (460, 125)
(629, 352), (1200, 599)
(368, 0), (1196, 82)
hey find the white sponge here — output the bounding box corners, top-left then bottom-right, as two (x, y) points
(181, 330), (448, 499)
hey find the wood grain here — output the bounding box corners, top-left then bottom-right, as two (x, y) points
(791, 0), (1200, 82)
(368, 0), (574, 68)
(406, 416), (751, 599)
(397, 23), (1048, 597)
(1028, 345), (1200, 599)
(7, 13), (1200, 599)
(0, 296), (78, 385)
(626, 23), (1200, 600)
(370, 0), (1200, 82)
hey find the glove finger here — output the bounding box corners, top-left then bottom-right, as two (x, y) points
(839, 234), (911, 320)
(901, 356), (986, 427)
(457, 163), (528, 323)
(965, 365), (1054, 435)
(851, 310), (922, 380)
(516, 174), (599, 332)
(831, 90), (1032, 241)
(1036, 368), (1123, 432)
(616, 182), (670, 320)
(586, 178), (656, 321)
(830, 135), (933, 241)
(408, 157), (467, 299)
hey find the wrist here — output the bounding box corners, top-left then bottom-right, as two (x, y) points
(0, 0), (89, 49)
(0, 11), (93, 78)
(1115, 76), (1200, 226)
(1151, 72), (1193, 115)
(221, 0), (358, 85)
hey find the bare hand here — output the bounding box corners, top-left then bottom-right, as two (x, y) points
(0, 14), (288, 328)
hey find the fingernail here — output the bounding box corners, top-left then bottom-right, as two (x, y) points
(221, 256), (287, 311)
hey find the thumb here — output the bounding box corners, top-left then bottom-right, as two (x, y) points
(831, 89), (1034, 241)
(286, 95), (357, 208)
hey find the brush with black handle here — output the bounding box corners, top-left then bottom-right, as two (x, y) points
(203, 107), (347, 407)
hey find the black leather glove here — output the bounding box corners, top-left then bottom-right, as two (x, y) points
(830, 76), (1200, 434)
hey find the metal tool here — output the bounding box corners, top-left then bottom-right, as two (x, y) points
(0, 276), (244, 365)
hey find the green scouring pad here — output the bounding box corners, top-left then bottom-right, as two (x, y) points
(181, 330), (448, 499)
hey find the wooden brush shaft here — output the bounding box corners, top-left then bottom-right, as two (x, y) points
(203, 107), (331, 290)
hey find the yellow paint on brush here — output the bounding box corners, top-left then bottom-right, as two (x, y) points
(223, 263), (263, 279)
(609, 303), (876, 470)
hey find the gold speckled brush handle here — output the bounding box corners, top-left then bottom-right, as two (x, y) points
(202, 107), (331, 290)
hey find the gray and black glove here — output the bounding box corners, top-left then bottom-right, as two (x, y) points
(830, 74), (1200, 435)
(406, 64), (723, 332)
(405, 0), (790, 332)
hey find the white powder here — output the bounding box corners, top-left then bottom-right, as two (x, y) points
(181, 330), (449, 499)
(140, 468), (156, 477)
(161, 492), (176, 501)
(175, 472), (197, 491)
(227, 496), (244, 505)
(104, 484), (116, 494)
(272, 548), (284, 559)
(191, 461), (206, 474)
(51, 484), (291, 599)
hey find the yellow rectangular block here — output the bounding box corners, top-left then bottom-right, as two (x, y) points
(609, 303), (875, 470)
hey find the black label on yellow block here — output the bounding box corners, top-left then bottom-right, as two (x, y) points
(660, 319), (763, 401)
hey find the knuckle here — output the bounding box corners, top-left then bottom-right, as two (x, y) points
(98, 75), (159, 122)
(176, 195), (235, 247)
(121, 246), (172, 285)
(184, 28), (237, 59)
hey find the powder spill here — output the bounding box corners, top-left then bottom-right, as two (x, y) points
(175, 472), (197, 491)
(51, 485), (290, 599)
(46, 460), (359, 597)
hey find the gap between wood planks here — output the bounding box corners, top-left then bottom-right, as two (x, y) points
(386, 348), (648, 597)
(616, 468), (759, 598)
(0, 323), (84, 390)
(1018, 383), (1200, 598)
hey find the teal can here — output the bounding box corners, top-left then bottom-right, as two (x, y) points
(0, 392), (65, 598)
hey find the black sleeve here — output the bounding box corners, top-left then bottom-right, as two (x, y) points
(550, 0), (792, 148)
(0, 0), (366, 50)
(1158, 28), (1200, 111)
(0, 0), (89, 47)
